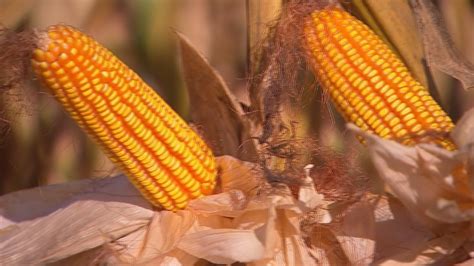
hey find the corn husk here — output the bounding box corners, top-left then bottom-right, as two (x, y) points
(348, 113), (474, 226)
(2, 148), (473, 265)
(345, 109), (474, 264)
(0, 156), (329, 265)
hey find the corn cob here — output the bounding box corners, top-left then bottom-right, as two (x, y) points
(303, 8), (455, 150)
(31, 25), (217, 210)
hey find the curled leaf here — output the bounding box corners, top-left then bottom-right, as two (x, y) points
(334, 200), (376, 265)
(216, 155), (266, 197)
(377, 231), (468, 265)
(348, 122), (474, 225)
(410, 0), (474, 90)
(177, 32), (258, 162)
(0, 156), (327, 265)
(452, 108), (474, 147)
(178, 229), (267, 264)
(0, 176), (154, 265)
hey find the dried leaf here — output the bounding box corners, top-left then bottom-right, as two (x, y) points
(116, 159), (325, 265)
(299, 167), (325, 210)
(0, 176), (153, 265)
(306, 225), (350, 265)
(371, 195), (436, 262)
(126, 187), (320, 265)
(348, 123), (474, 225)
(410, 0), (474, 90)
(305, 193), (442, 265)
(177, 32), (258, 162)
(1, 156), (328, 265)
(335, 200), (375, 265)
(452, 108), (474, 147)
(109, 211), (197, 265)
(378, 231), (468, 265)
(48, 246), (105, 266)
(451, 110), (474, 191)
(216, 155), (266, 197)
(179, 229), (267, 264)
(458, 258), (474, 266)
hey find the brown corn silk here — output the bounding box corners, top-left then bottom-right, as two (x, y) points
(31, 25), (217, 210)
(303, 8), (455, 150)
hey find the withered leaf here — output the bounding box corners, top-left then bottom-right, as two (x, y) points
(410, 0), (474, 90)
(334, 200), (375, 265)
(0, 175), (154, 265)
(348, 123), (474, 225)
(451, 107), (474, 147)
(177, 32), (258, 162)
(371, 195), (436, 263)
(216, 155), (266, 197)
(377, 231), (468, 265)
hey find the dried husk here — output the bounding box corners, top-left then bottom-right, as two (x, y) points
(345, 109), (474, 264)
(2, 136), (473, 265)
(348, 115), (474, 226)
(410, 0), (474, 90)
(0, 156), (329, 265)
(0, 176), (154, 265)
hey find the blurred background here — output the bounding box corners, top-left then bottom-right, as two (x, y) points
(0, 0), (473, 195)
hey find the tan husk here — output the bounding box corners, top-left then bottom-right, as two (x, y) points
(348, 111), (474, 226)
(410, 0), (474, 90)
(106, 156), (329, 265)
(0, 156), (330, 265)
(2, 125), (473, 265)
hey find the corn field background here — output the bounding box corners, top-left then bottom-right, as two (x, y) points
(1, 0), (474, 265)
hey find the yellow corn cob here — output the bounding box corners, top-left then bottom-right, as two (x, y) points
(303, 8), (455, 150)
(31, 25), (216, 210)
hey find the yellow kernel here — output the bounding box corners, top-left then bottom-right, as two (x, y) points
(388, 117), (400, 127)
(374, 81), (384, 89)
(406, 119), (417, 127)
(38, 25), (216, 210)
(380, 127), (390, 137)
(387, 94), (397, 103)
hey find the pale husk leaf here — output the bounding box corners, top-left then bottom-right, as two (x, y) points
(334, 200), (376, 265)
(0, 156), (327, 265)
(173, 185), (321, 265)
(120, 156), (327, 265)
(370, 195), (435, 262)
(217, 155), (266, 197)
(0, 175), (153, 265)
(377, 230), (468, 265)
(452, 108), (474, 147)
(347, 121), (474, 225)
(410, 0), (474, 90)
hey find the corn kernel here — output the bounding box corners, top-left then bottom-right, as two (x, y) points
(32, 25), (217, 210)
(303, 8), (455, 150)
